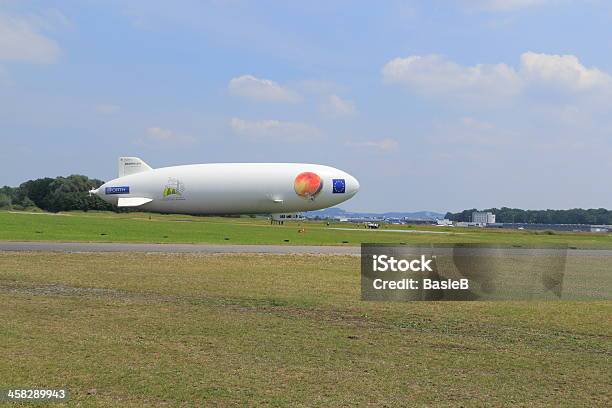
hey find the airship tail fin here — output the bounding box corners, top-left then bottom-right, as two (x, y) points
(117, 197), (153, 207)
(118, 157), (153, 177)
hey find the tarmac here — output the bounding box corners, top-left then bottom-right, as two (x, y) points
(0, 241), (360, 255)
(2, 241), (612, 256)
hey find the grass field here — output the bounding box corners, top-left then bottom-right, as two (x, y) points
(1, 252), (610, 406)
(3, 211), (612, 248)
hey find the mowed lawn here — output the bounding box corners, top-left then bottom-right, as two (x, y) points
(1, 252), (610, 406)
(3, 211), (612, 248)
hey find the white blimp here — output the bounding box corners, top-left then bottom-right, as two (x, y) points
(90, 157), (359, 220)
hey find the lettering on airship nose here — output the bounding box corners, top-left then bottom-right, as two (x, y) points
(294, 172), (323, 200)
(162, 178), (186, 200)
(105, 186), (130, 194)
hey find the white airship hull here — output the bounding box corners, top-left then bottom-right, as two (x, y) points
(94, 160), (359, 215)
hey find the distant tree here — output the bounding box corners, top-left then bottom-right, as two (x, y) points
(0, 186), (17, 202)
(44, 175), (112, 212)
(446, 209), (476, 222)
(15, 196), (36, 210)
(13, 175), (112, 212)
(17, 178), (54, 209)
(0, 193), (11, 209)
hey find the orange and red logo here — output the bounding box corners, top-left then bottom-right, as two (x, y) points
(294, 172), (322, 200)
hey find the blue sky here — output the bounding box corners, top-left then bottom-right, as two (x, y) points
(1, 0), (612, 212)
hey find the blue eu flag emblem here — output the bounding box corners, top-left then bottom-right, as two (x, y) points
(332, 179), (345, 194)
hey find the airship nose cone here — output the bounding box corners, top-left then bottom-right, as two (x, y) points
(93, 183), (111, 203)
(347, 174), (360, 196)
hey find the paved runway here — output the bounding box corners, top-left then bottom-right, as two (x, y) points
(2, 241), (612, 256)
(0, 241), (360, 255)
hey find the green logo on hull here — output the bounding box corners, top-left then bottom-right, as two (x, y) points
(162, 178), (185, 200)
(163, 187), (178, 197)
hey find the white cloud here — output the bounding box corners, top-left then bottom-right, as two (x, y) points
(95, 104), (120, 114)
(228, 75), (300, 102)
(0, 13), (60, 63)
(138, 127), (196, 146)
(382, 52), (612, 101)
(382, 54), (522, 100)
(347, 138), (399, 151)
(230, 118), (320, 142)
(520, 51), (612, 91)
(465, 0), (550, 11)
(321, 94), (357, 117)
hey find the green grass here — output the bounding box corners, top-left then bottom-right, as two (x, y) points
(3, 210), (612, 248)
(0, 252), (610, 406)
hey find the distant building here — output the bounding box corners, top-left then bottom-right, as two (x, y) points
(472, 211), (495, 224)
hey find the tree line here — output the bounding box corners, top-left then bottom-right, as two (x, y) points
(445, 207), (612, 225)
(0, 175), (113, 212)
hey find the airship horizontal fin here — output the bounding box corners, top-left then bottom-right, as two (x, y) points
(118, 157), (153, 177)
(117, 197), (153, 207)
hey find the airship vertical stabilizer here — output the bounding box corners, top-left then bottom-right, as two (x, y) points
(118, 157), (153, 177)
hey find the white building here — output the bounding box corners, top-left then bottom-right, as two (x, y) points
(472, 211), (495, 224)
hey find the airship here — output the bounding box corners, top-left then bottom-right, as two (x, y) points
(90, 157), (359, 220)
